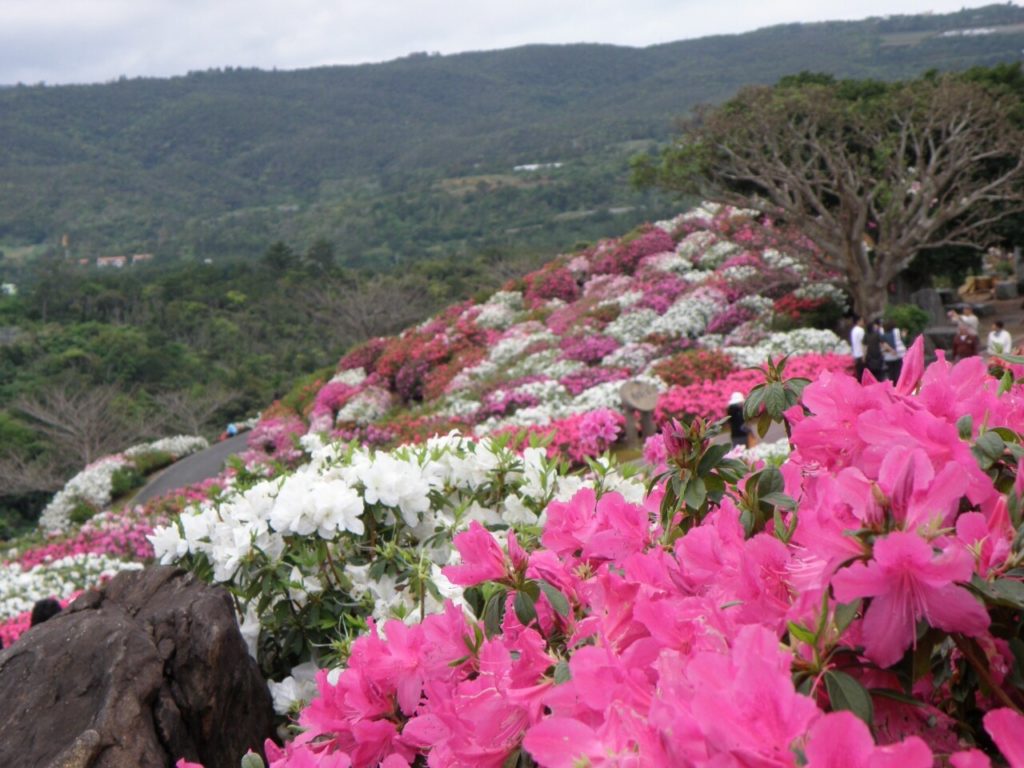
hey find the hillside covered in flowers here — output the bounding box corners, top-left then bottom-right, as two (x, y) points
(11, 204), (1024, 766)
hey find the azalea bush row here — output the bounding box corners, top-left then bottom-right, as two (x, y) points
(204, 341), (1024, 767)
(236, 204), (849, 467)
(38, 434), (208, 533)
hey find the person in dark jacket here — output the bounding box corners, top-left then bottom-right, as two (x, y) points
(952, 323), (979, 361)
(727, 391), (749, 448)
(862, 319), (886, 381)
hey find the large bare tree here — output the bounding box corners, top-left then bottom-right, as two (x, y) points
(15, 383), (153, 468)
(636, 73), (1024, 318)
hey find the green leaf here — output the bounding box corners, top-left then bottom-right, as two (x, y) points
(764, 383), (787, 418)
(241, 752), (266, 768)
(761, 491), (797, 511)
(1000, 369), (1014, 395)
(537, 580), (571, 617)
(514, 590), (538, 627)
(973, 431), (1006, 468)
(972, 574), (1024, 609)
(757, 411), (773, 438)
(553, 659), (572, 684)
(743, 387), (766, 420)
(756, 467), (785, 496)
(833, 600), (861, 634)
(683, 477), (707, 510)
(483, 590), (506, 637)
(787, 621), (817, 646)
(956, 414), (974, 440)
(825, 669), (874, 726)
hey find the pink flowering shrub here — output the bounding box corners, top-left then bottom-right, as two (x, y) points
(256, 342), (1024, 767)
(591, 228), (675, 275)
(559, 366), (630, 396)
(244, 414), (307, 466)
(706, 304), (755, 335)
(493, 408), (625, 465)
(651, 348), (735, 387)
(308, 381), (359, 431)
(337, 337), (388, 374)
(656, 353), (851, 423)
(558, 334), (619, 364)
(523, 264), (580, 307)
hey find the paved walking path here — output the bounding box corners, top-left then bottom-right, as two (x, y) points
(132, 432), (250, 505)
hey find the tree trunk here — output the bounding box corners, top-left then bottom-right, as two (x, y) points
(849, 275), (888, 320)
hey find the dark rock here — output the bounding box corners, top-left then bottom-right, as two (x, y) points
(0, 566), (274, 768)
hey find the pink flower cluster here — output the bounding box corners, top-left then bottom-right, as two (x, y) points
(493, 408), (625, 464)
(656, 353), (852, 424)
(591, 228), (675, 275)
(558, 334), (620, 364)
(259, 341), (1024, 767)
(558, 366), (630, 396)
(309, 381), (359, 431)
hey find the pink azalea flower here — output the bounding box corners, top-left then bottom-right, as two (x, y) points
(984, 708), (1024, 768)
(803, 711), (932, 767)
(831, 532), (990, 667)
(443, 521), (509, 586)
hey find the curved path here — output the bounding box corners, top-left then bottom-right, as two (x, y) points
(132, 432), (251, 505)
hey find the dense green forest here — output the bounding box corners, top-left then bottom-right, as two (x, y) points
(2, 4), (1024, 535)
(0, 4), (1022, 265)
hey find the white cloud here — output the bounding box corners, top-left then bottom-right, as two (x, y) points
(0, 0), (1006, 85)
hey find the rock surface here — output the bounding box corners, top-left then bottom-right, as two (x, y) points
(0, 566), (274, 768)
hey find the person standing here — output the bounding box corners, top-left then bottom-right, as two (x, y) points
(850, 316), (865, 381)
(863, 319), (886, 381)
(882, 320), (906, 382)
(726, 391), (749, 448)
(987, 320), (1013, 355)
(952, 323), (979, 361)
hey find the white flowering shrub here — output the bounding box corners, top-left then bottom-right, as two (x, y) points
(605, 308), (660, 343)
(150, 432), (643, 681)
(335, 386), (393, 425)
(475, 291), (526, 330)
(0, 553), (143, 621)
(724, 328), (847, 368)
(38, 456), (132, 533)
(125, 435), (209, 459)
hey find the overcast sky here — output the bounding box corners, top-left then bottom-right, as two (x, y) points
(0, 0), (1006, 86)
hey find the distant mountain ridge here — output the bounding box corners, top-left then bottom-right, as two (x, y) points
(1, 3), (1022, 262)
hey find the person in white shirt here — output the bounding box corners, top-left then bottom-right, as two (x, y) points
(949, 306), (980, 336)
(987, 320), (1013, 355)
(850, 316), (865, 381)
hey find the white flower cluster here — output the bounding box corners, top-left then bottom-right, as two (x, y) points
(696, 240), (740, 270)
(733, 438), (792, 466)
(335, 386), (393, 425)
(737, 295), (775, 315)
(601, 342), (657, 370)
(793, 282), (848, 309)
(718, 265), (758, 284)
(605, 308), (660, 344)
(642, 251), (693, 276)
(475, 291), (525, 330)
(723, 329), (847, 368)
(125, 435), (209, 459)
(331, 367), (368, 387)
(675, 231), (716, 261)
(488, 325), (556, 365)
(38, 455), (132, 533)
(648, 289), (727, 338)
(762, 248), (804, 272)
(151, 433), (641, 649)
(0, 553), (143, 620)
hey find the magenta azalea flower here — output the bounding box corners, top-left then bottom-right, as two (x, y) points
(831, 532), (989, 667)
(804, 711), (932, 767)
(443, 521), (509, 586)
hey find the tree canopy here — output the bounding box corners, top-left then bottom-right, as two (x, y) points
(635, 68), (1024, 317)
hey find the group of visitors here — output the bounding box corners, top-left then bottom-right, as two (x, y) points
(849, 316), (907, 382)
(948, 307), (1014, 362)
(850, 307), (1015, 376)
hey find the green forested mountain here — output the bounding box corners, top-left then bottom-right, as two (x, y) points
(1, 3), (1023, 267)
